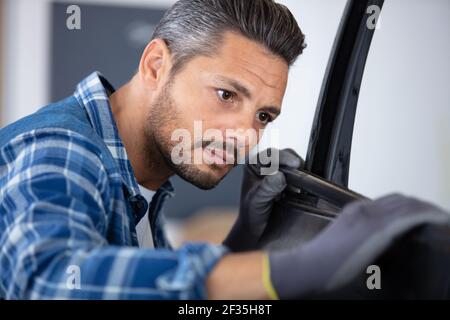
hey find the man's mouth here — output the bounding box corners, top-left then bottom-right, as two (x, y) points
(203, 147), (232, 166)
(201, 141), (237, 167)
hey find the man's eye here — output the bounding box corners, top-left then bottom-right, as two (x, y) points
(256, 112), (273, 125)
(217, 89), (234, 102)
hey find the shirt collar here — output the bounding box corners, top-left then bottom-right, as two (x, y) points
(74, 71), (165, 200)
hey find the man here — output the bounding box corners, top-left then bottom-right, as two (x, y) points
(0, 0), (448, 300)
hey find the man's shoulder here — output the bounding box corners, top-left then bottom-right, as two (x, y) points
(0, 96), (115, 171)
(0, 96), (94, 145)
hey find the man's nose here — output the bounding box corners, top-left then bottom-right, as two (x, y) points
(224, 120), (260, 152)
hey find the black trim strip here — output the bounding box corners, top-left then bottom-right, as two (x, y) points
(305, 0), (384, 187)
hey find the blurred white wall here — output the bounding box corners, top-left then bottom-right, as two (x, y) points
(348, 0), (450, 209)
(2, 0), (51, 125)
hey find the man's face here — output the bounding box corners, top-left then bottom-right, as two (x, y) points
(147, 32), (289, 189)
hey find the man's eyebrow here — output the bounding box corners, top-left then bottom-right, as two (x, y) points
(260, 106), (281, 116)
(215, 76), (252, 99)
(214, 76), (281, 115)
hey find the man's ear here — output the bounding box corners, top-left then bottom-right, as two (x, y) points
(138, 38), (172, 89)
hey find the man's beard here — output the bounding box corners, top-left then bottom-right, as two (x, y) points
(144, 82), (234, 190)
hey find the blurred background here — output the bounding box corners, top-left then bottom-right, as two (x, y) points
(1, 0), (449, 247)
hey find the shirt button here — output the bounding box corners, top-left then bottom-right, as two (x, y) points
(129, 194), (148, 217)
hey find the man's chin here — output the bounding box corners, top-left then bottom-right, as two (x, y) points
(175, 163), (233, 190)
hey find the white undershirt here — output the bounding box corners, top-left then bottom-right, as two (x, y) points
(135, 186), (156, 248)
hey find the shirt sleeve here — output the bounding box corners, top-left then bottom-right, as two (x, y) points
(0, 129), (228, 299)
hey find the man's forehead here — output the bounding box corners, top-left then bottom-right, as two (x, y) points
(214, 32), (289, 88)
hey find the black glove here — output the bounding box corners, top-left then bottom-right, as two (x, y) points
(223, 148), (304, 252)
(267, 194), (450, 299)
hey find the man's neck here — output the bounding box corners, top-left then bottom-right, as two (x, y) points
(109, 78), (173, 191)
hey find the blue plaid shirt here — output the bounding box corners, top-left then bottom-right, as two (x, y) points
(0, 72), (228, 299)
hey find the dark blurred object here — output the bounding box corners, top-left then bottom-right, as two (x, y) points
(51, 2), (167, 100)
(325, 224), (450, 300)
(259, 176), (450, 299)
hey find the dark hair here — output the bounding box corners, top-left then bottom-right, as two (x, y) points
(151, 0), (306, 75)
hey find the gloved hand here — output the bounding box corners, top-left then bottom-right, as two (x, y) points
(266, 194), (450, 299)
(223, 148), (304, 252)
